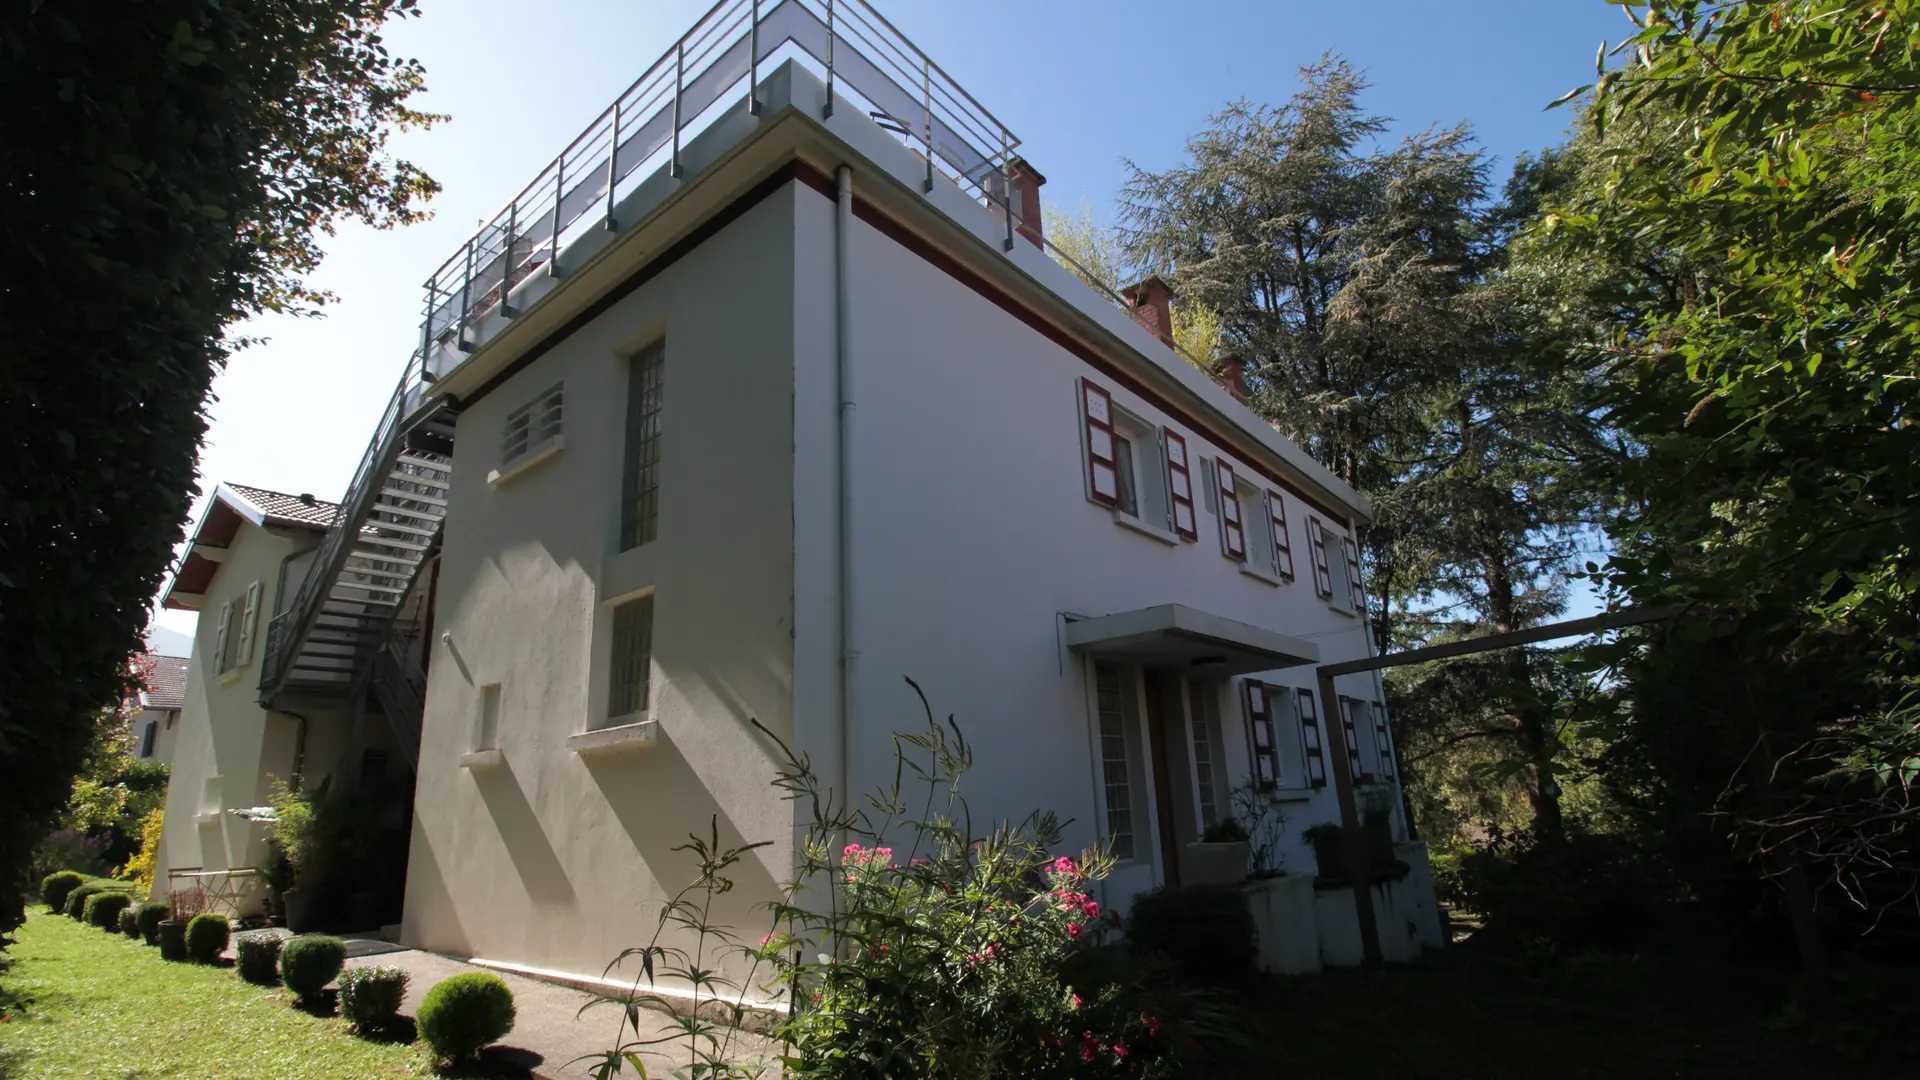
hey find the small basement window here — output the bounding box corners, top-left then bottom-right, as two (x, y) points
(502, 384), (564, 470)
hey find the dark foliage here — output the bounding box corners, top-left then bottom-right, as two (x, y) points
(1125, 885), (1257, 986)
(39, 871), (84, 914)
(118, 907), (140, 938)
(235, 930), (284, 985)
(338, 966), (409, 1034)
(64, 885), (101, 921)
(134, 901), (168, 945)
(280, 934), (346, 1003)
(417, 972), (515, 1067)
(84, 890), (133, 931)
(185, 913), (229, 964)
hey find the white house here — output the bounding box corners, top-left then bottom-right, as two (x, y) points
(164, 0), (1441, 989)
(132, 653), (189, 764)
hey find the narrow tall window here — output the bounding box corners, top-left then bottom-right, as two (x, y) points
(477, 683), (502, 751)
(620, 343), (665, 549)
(1113, 433), (1139, 517)
(1188, 682), (1221, 827)
(140, 722), (158, 759)
(607, 594), (654, 721)
(1094, 662), (1136, 860)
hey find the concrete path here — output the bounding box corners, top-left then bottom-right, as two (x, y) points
(337, 941), (779, 1079)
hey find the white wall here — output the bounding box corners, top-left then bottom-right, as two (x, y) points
(807, 190), (1389, 911)
(131, 707), (179, 765)
(403, 187), (801, 986)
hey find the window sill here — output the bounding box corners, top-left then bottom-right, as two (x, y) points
(488, 436), (564, 486)
(1270, 787), (1316, 803)
(215, 667), (245, 686)
(1112, 510), (1179, 546)
(1239, 563), (1286, 587)
(459, 748), (506, 769)
(568, 717), (658, 756)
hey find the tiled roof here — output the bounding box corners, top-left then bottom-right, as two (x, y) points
(226, 483), (340, 529)
(140, 653), (190, 710)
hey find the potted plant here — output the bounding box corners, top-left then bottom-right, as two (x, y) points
(266, 777), (333, 932)
(1185, 817), (1251, 886)
(158, 887), (207, 961)
(1359, 788), (1399, 868)
(1302, 822), (1347, 880)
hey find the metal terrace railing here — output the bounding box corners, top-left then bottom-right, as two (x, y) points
(420, 0), (1026, 355)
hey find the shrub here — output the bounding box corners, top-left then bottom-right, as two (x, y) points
(235, 930), (285, 985)
(41, 870), (84, 913)
(118, 807), (165, 891)
(1456, 831), (1673, 954)
(65, 884), (102, 920)
(85, 890), (134, 931)
(118, 907), (140, 938)
(186, 913), (231, 963)
(339, 965), (411, 1034)
(417, 973), (514, 1067)
(280, 935), (347, 1003)
(135, 901), (169, 944)
(1126, 884), (1257, 986)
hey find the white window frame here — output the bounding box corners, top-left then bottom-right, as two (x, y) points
(212, 600), (239, 677)
(1108, 407), (1177, 543)
(602, 591), (655, 730)
(495, 383), (565, 482)
(1185, 680), (1226, 828)
(1090, 659), (1149, 863)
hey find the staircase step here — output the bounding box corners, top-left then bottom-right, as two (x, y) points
(332, 581), (409, 597)
(360, 519), (439, 539)
(380, 486), (448, 507)
(368, 503), (445, 524)
(354, 536), (430, 554)
(394, 454), (452, 473)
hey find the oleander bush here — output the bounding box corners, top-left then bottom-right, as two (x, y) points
(65, 884), (101, 920)
(185, 913), (231, 964)
(85, 890), (134, 932)
(417, 972), (514, 1068)
(235, 930), (285, 985)
(281, 934), (347, 1004)
(135, 901), (170, 945)
(339, 965), (410, 1034)
(41, 870), (84, 913)
(118, 907), (140, 938)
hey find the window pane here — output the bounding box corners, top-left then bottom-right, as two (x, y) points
(1094, 662), (1135, 860)
(620, 344), (665, 550)
(1188, 682), (1218, 828)
(1113, 434), (1138, 517)
(608, 595), (654, 719)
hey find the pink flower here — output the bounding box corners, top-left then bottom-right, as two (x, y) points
(1070, 992), (1082, 1010)
(1052, 856), (1076, 874)
(1080, 1034), (1102, 1062)
(1068, 923), (1083, 940)
(1142, 1013), (1161, 1036)
(1113, 1040), (1129, 1059)
(843, 843), (863, 856)
(759, 933), (774, 946)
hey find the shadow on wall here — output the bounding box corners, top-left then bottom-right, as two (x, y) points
(581, 724), (782, 937)
(473, 759), (579, 909)
(403, 821), (474, 957)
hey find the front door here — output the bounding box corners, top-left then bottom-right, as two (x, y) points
(1141, 671), (1183, 888)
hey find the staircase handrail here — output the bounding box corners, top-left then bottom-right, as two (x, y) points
(258, 349), (432, 703)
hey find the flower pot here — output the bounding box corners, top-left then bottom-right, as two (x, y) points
(283, 888), (320, 933)
(157, 920), (188, 962)
(1185, 840), (1251, 886)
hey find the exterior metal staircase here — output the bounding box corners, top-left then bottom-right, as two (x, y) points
(258, 353), (458, 732)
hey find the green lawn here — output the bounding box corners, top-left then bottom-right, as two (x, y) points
(1, 909), (430, 1079)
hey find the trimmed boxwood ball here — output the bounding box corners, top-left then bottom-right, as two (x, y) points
(235, 930), (285, 985)
(86, 890), (134, 930)
(186, 913), (231, 964)
(41, 870), (84, 913)
(65, 884), (102, 920)
(417, 972), (515, 1067)
(280, 935), (347, 1003)
(339, 965), (410, 1034)
(136, 901), (170, 945)
(119, 908), (141, 938)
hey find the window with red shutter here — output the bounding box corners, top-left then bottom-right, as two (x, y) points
(1243, 681), (1280, 791)
(1306, 516), (1334, 598)
(1371, 700), (1396, 781)
(1163, 431), (1198, 541)
(1342, 536), (1365, 612)
(1338, 696), (1364, 778)
(1297, 688), (1327, 787)
(1081, 379), (1120, 507)
(1216, 459), (1246, 561)
(1269, 491), (1295, 581)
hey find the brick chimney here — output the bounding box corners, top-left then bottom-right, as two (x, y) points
(1006, 157), (1046, 248)
(1122, 276), (1173, 345)
(1217, 352), (1250, 405)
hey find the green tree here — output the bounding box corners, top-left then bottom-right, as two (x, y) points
(0, 0), (440, 943)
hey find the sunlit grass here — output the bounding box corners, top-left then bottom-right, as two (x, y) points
(0, 910), (429, 1079)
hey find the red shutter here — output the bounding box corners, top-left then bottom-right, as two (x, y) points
(1163, 431), (1198, 541)
(1269, 491), (1294, 581)
(1217, 460), (1245, 560)
(1081, 379), (1119, 507)
(1338, 696), (1363, 778)
(1307, 516), (1334, 598)
(1342, 536), (1364, 610)
(1244, 681), (1279, 791)
(1297, 688), (1327, 787)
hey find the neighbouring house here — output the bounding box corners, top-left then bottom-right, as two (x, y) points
(132, 653), (189, 763)
(152, 482), (426, 922)
(158, 0), (1441, 992)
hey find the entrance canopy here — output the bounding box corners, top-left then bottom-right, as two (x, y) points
(1062, 604), (1320, 677)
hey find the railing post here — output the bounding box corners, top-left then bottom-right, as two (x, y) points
(922, 57), (934, 193)
(549, 157), (566, 278)
(606, 101), (622, 232)
(457, 240), (475, 352)
(748, 0), (762, 117)
(420, 280), (436, 356)
(500, 203), (518, 319)
(1001, 130), (1014, 251)
(671, 42), (685, 178)
(824, 0), (836, 119)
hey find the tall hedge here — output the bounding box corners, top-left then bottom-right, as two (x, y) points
(0, 0), (439, 943)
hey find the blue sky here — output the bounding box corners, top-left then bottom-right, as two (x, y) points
(151, 0), (1628, 645)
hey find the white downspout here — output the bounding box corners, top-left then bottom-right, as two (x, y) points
(835, 164), (857, 808)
